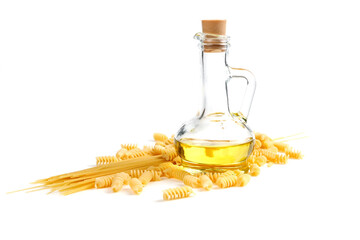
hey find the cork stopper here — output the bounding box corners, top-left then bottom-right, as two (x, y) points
(201, 20), (227, 53)
(202, 20), (226, 35)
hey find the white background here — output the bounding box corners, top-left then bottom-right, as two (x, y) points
(1, 0), (359, 239)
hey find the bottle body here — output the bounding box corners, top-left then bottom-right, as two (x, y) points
(175, 112), (254, 170)
(174, 32), (256, 171)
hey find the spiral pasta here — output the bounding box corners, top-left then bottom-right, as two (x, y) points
(111, 172), (130, 192)
(152, 145), (166, 155)
(163, 186), (193, 200)
(236, 174), (251, 187)
(255, 156), (267, 167)
(164, 137), (174, 145)
(142, 145), (153, 155)
(285, 148), (303, 159)
(127, 169), (161, 180)
(216, 175), (237, 188)
(162, 147), (178, 161)
(158, 162), (180, 171)
(155, 141), (166, 147)
(129, 178), (143, 195)
(257, 149), (288, 164)
(273, 142), (289, 152)
(116, 148), (128, 160)
(183, 175), (200, 188)
(199, 175), (213, 191)
(255, 139), (262, 148)
(139, 171), (154, 185)
(200, 172), (223, 183)
(233, 169), (244, 176)
(249, 164), (260, 177)
(123, 149), (147, 160)
(172, 156), (182, 165)
(153, 133), (168, 142)
(262, 140), (274, 149)
(268, 146), (279, 153)
(165, 168), (190, 180)
(95, 175), (114, 188)
(146, 165), (162, 172)
(121, 144), (138, 150)
(255, 132), (270, 142)
(96, 156), (120, 166)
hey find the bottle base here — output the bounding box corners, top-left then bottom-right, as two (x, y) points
(181, 158), (249, 172)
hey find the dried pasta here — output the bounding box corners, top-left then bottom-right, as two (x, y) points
(285, 148), (303, 159)
(172, 156), (182, 165)
(183, 175), (200, 188)
(273, 141), (289, 152)
(123, 149), (147, 160)
(116, 148), (128, 160)
(96, 156), (118, 166)
(121, 144), (138, 150)
(199, 175), (213, 190)
(216, 175), (237, 188)
(164, 135), (174, 145)
(153, 133), (168, 142)
(127, 169), (161, 179)
(14, 131), (303, 199)
(155, 141), (166, 147)
(129, 178), (143, 195)
(162, 147), (178, 161)
(255, 156), (267, 167)
(139, 171), (154, 185)
(111, 172), (130, 192)
(257, 149), (288, 164)
(152, 145), (166, 155)
(96, 156), (119, 166)
(236, 174), (251, 187)
(249, 164), (260, 177)
(200, 172), (223, 183)
(158, 162), (180, 171)
(95, 175), (115, 188)
(255, 139), (262, 148)
(262, 140), (274, 149)
(166, 168), (190, 181)
(163, 186), (193, 200)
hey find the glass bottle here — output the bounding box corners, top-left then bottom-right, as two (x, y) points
(174, 20), (256, 171)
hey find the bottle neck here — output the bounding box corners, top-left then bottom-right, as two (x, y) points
(200, 49), (230, 117)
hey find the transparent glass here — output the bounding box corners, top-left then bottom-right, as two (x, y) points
(174, 32), (256, 171)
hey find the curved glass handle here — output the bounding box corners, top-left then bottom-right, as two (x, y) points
(226, 67), (256, 122)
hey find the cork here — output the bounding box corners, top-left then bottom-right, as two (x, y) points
(202, 20), (226, 35)
(201, 20), (227, 53)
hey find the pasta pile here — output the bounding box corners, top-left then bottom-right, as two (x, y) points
(13, 132), (303, 200)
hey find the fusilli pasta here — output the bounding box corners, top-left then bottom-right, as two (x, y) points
(183, 175), (200, 188)
(96, 156), (119, 166)
(153, 133), (168, 142)
(199, 175), (213, 190)
(139, 171), (154, 185)
(249, 164), (260, 177)
(163, 186), (193, 200)
(129, 178), (143, 195)
(236, 174), (251, 187)
(216, 175), (237, 188)
(95, 175), (114, 188)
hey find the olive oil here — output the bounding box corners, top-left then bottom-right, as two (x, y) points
(175, 138), (254, 170)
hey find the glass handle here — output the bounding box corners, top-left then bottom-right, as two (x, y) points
(226, 67), (256, 122)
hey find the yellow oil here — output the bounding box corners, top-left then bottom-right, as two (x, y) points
(175, 138), (254, 170)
